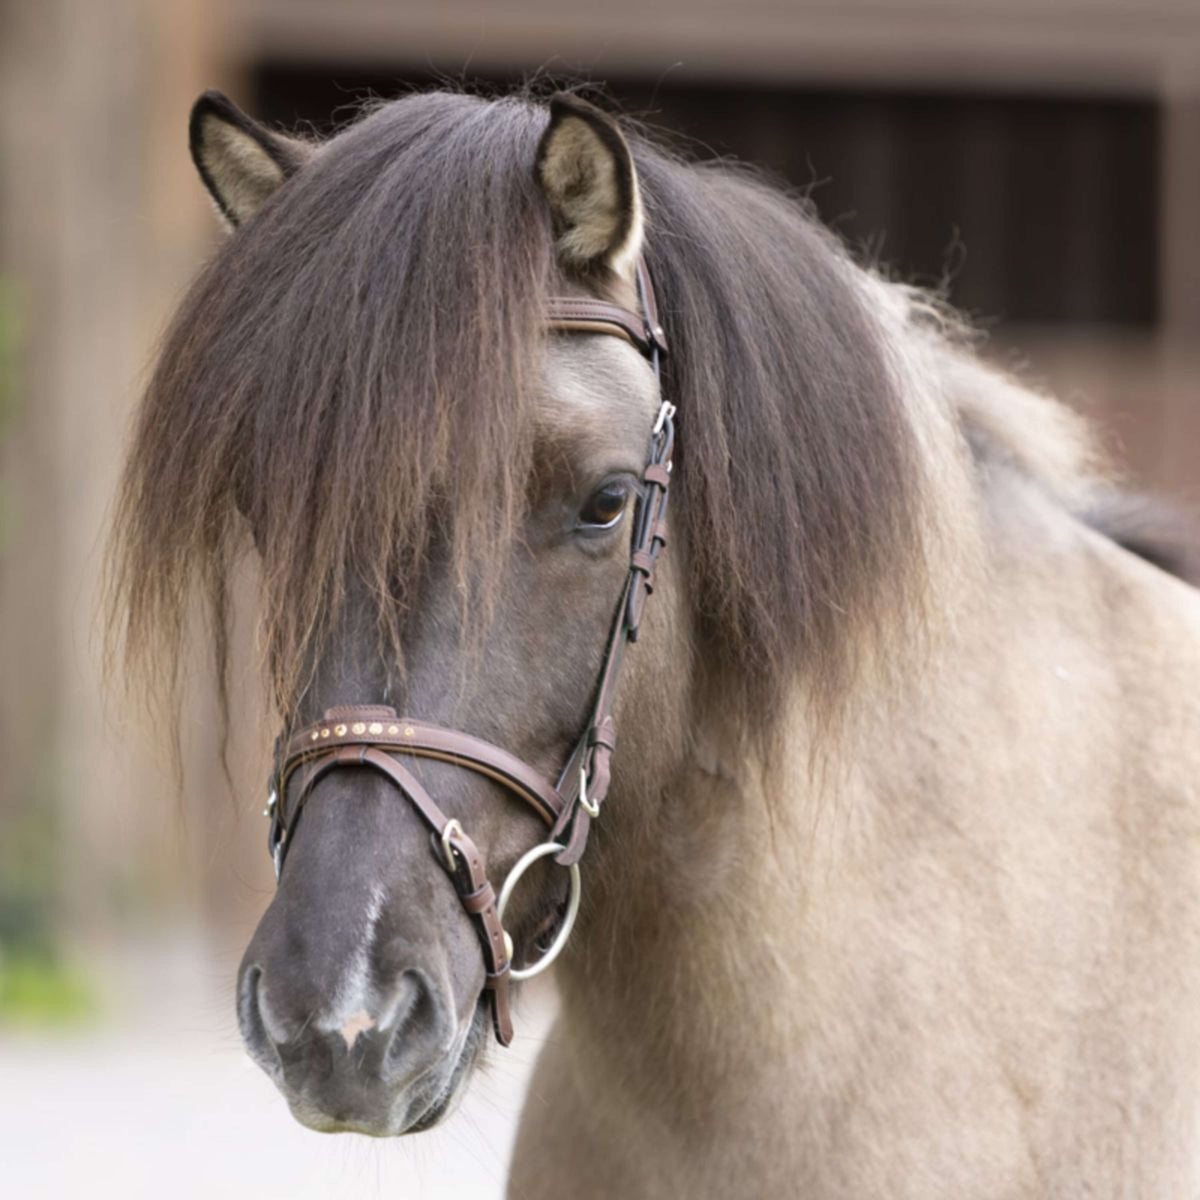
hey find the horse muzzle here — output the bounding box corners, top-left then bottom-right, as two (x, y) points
(237, 933), (482, 1136)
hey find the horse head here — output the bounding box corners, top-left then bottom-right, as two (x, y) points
(190, 91), (686, 1134)
(110, 84), (922, 1148)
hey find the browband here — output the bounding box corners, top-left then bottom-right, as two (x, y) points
(544, 258), (667, 358)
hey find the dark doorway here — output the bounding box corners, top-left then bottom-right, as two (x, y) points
(254, 63), (1160, 328)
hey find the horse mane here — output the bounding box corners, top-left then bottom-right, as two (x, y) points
(105, 88), (933, 737)
(1081, 491), (1200, 586)
(927, 322), (1200, 588)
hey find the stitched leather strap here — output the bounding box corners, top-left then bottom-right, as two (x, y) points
(544, 260), (667, 358)
(281, 718), (565, 826)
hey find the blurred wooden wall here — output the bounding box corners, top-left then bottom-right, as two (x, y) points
(0, 1), (1196, 961)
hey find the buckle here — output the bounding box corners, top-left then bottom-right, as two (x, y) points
(579, 764), (600, 818)
(652, 400), (676, 436)
(439, 818), (465, 873)
(264, 782), (284, 880)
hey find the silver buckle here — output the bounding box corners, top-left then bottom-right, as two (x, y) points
(439, 818), (465, 872)
(578, 764), (600, 819)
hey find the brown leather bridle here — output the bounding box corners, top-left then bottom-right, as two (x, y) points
(265, 261), (671, 1046)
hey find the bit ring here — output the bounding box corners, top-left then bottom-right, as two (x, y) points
(497, 842), (582, 981)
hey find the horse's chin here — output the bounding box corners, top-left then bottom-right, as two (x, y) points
(285, 1002), (487, 1138)
(405, 1003), (488, 1132)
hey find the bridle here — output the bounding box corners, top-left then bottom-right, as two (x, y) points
(265, 261), (672, 1046)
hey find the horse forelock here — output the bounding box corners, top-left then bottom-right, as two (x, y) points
(106, 86), (936, 750)
(107, 92), (557, 726)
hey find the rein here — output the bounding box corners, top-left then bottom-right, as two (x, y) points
(265, 261), (672, 1046)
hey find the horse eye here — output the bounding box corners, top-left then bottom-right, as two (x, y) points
(579, 482), (630, 530)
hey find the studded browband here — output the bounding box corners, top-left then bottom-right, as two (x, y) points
(266, 258), (672, 1046)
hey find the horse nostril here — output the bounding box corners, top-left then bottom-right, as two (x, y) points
(381, 970), (450, 1084)
(238, 965), (282, 1077)
(236, 956), (457, 1108)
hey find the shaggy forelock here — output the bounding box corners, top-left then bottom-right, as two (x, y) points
(107, 87), (926, 743)
(108, 92), (556, 719)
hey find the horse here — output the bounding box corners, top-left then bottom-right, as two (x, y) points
(106, 86), (1200, 1197)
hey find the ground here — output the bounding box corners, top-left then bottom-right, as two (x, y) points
(0, 932), (551, 1199)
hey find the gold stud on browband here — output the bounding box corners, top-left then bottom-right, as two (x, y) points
(321, 728), (330, 738)
(369, 722), (383, 735)
(388, 724), (399, 735)
(335, 724), (347, 737)
(352, 722), (366, 735)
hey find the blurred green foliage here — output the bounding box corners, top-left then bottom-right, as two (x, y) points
(0, 950), (96, 1025)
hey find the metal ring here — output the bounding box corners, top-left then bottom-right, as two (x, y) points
(497, 842), (581, 981)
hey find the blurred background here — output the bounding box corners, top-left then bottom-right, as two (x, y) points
(1, 1), (1197, 1196)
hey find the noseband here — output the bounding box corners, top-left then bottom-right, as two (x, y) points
(265, 261), (672, 1045)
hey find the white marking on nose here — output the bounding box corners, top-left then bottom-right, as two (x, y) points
(339, 1008), (376, 1048)
(315, 883), (387, 1037)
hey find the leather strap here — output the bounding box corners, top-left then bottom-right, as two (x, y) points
(544, 259), (667, 359)
(265, 256), (673, 1047)
(548, 406), (673, 867)
(281, 717), (565, 826)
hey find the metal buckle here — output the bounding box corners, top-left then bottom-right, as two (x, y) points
(652, 400), (676, 436)
(578, 764), (600, 818)
(496, 842), (582, 981)
(643, 324), (667, 364)
(439, 818), (465, 872)
(264, 784), (284, 880)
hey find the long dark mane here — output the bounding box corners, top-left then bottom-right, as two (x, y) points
(107, 88), (924, 736)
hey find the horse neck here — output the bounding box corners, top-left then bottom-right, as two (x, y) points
(552, 698), (872, 1141)
(551, 296), (986, 1122)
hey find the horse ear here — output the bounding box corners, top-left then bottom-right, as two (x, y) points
(535, 94), (644, 281)
(189, 90), (315, 230)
